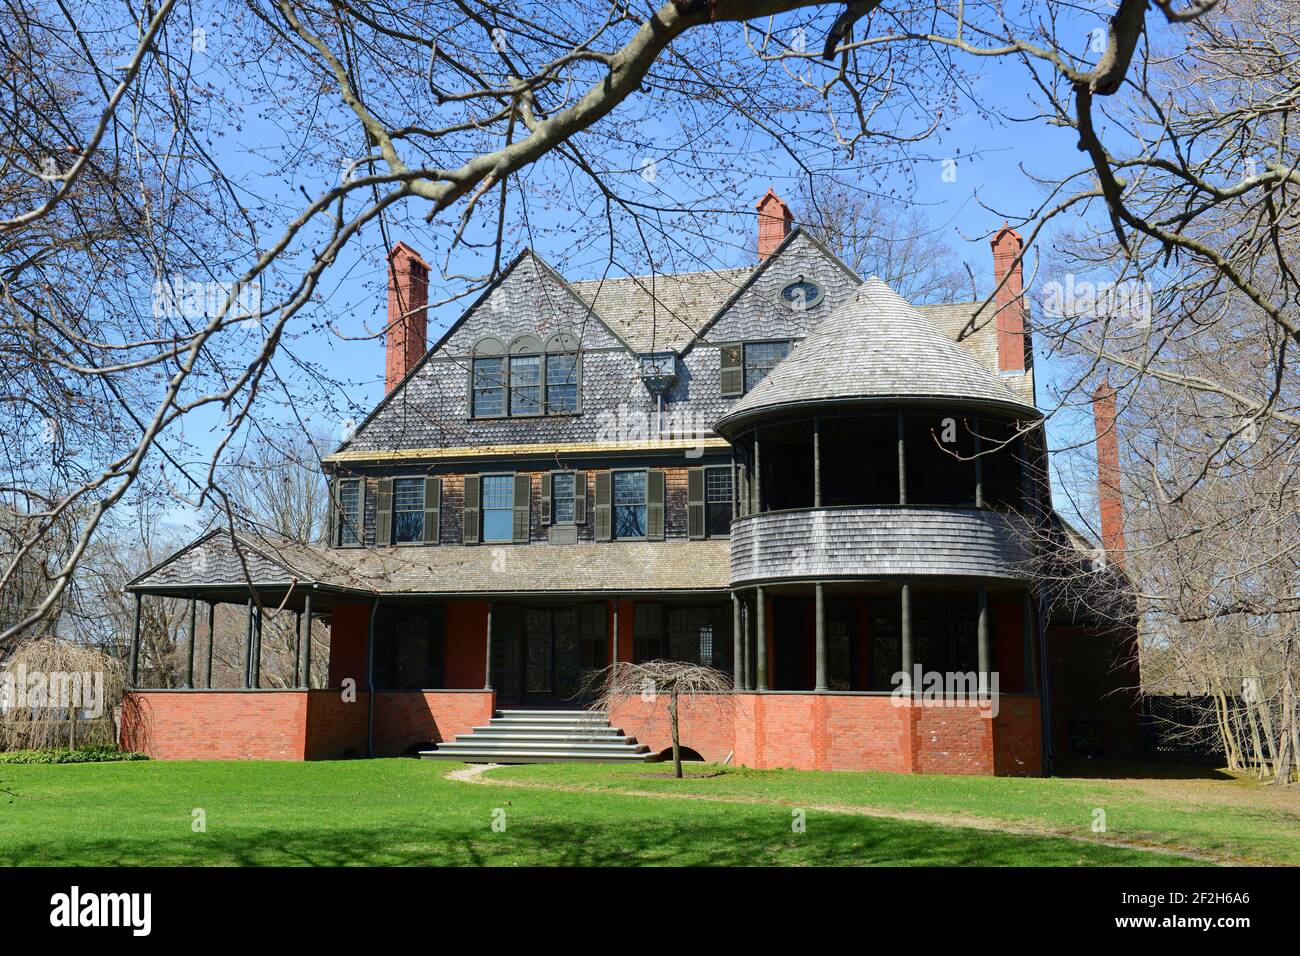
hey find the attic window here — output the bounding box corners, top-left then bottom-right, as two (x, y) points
(780, 278), (823, 311)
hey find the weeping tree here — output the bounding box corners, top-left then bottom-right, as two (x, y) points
(583, 660), (734, 779)
(0, 638), (126, 751)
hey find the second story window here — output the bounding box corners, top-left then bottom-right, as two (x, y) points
(336, 478), (362, 547)
(705, 466), (733, 536)
(481, 474), (514, 543)
(472, 356), (506, 417)
(393, 478), (424, 543)
(552, 471), (576, 523)
(743, 340), (792, 392)
(613, 470), (647, 539)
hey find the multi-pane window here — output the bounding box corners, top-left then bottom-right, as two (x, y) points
(634, 603), (664, 662)
(613, 470), (647, 539)
(743, 341), (791, 392)
(337, 479), (361, 546)
(552, 471), (576, 524)
(705, 466), (733, 537)
(481, 474), (514, 543)
(393, 478), (424, 544)
(546, 353), (579, 412)
(509, 354), (541, 415)
(472, 356), (505, 417)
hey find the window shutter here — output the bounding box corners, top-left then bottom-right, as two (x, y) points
(647, 469), (666, 540)
(720, 344), (744, 397)
(594, 471), (612, 541)
(423, 477), (441, 544)
(512, 474), (531, 543)
(462, 475), (480, 545)
(573, 472), (587, 524)
(687, 467), (706, 539)
(540, 472), (552, 525)
(375, 478), (393, 547)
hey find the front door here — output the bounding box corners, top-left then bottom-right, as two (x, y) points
(523, 608), (582, 702)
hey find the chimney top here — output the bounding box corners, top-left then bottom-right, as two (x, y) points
(756, 189), (793, 261)
(385, 242), (430, 393)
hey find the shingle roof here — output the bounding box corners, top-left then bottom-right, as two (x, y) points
(569, 267), (753, 353)
(717, 277), (1040, 428)
(128, 529), (731, 596)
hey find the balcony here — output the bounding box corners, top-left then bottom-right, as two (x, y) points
(729, 506), (1032, 586)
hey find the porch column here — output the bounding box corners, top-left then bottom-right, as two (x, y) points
(977, 584), (990, 695)
(814, 583), (827, 691)
(301, 591), (313, 689)
(812, 415), (822, 507)
(243, 596), (254, 689)
(732, 592), (743, 689)
(484, 602), (494, 691)
(252, 602), (263, 688)
(900, 581), (913, 693)
(611, 600), (620, 680)
(973, 419), (984, 508)
(185, 599), (196, 689)
(741, 598), (751, 690)
(205, 602), (215, 688)
(293, 609), (302, 688)
(753, 428), (762, 514)
(897, 413), (907, 505)
(128, 593), (141, 687)
(1022, 588), (1037, 693)
(755, 586), (768, 691)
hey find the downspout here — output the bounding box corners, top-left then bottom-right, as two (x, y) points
(366, 597), (380, 758)
(1036, 589), (1054, 775)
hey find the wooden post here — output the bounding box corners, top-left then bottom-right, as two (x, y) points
(973, 419), (984, 508)
(484, 602), (494, 691)
(732, 592), (743, 690)
(128, 593), (141, 687)
(253, 602), (263, 688)
(755, 586), (768, 691)
(812, 414), (822, 508)
(814, 583), (827, 691)
(186, 599), (196, 689)
(205, 602), (215, 688)
(293, 609), (302, 687)
(977, 584), (990, 695)
(741, 599), (750, 690)
(611, 600), (620, 680)
(301, 592), (313, 689)
(753, 428), (762, 514)
(897, 413), (907, 505)
(900, 581), (913, 694)
(244, 596), (254, 689)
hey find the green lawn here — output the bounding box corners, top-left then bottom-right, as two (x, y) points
(0, 759), (1217, 867)
(486, 760), (1300, 865)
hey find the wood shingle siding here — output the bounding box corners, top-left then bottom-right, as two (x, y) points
(729, 507), (1032, 585)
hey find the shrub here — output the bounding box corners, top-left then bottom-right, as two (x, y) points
(0, 745), (148, 764)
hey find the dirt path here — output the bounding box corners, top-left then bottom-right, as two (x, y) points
(443, 764), (1242, 865)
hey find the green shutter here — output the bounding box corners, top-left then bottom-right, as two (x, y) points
(540, 472), (552, 525)
(687, 467), (706, 539)
(720, 344), (744, 397)
(424, 477), (441, 544)
(463, 475), (480, 545)
(375, 478), (393, 547)
(574, 472), (587, 524)
(594, 471), (611, 541)
(647, 469), (666, 540)
(512, 474), (531, 543)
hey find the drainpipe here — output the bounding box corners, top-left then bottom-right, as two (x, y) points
(1036, 589), (1054, 775)
(366, 597), (379, 758)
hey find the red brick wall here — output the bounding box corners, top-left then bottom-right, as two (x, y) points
(372, 691), (496, 756)
(911, 705), (993, 775)
(611, 694), (736, 762)
(121, 691), (309, 760)
(445, 603), (488, 687)
(303, 690), (370, 760)
(993, 695), (1043, 776)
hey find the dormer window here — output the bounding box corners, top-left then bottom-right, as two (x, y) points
(721, 340), (793, 396)
(471, 337), (506, 417)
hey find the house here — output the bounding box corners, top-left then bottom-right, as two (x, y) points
(121, 191), (1142, 773)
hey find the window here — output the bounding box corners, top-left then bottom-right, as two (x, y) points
(509, 354), (541, 415)
(472, 356), (505, 417)
(546, 353), (579, 412)
(705, 467), (732, 536)
(337, 479), (361, 547)
(744, 341), (792, 392)
(634, 603), (664, 662)
(552, 472), (576, 523)
(481, 474), (514, 543)
(393, 478), (424, 544)
(613, 470), (647, 539)
(374, 608), (446, 689)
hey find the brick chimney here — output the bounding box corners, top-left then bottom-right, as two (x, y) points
(989, 222), (1028, 373)
(385, 242), (429, 392)
(756, 188), (793, 261)
(1093, 380), (1126, 562)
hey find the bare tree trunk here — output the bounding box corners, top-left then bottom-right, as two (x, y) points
(669, 690), (682, 779)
